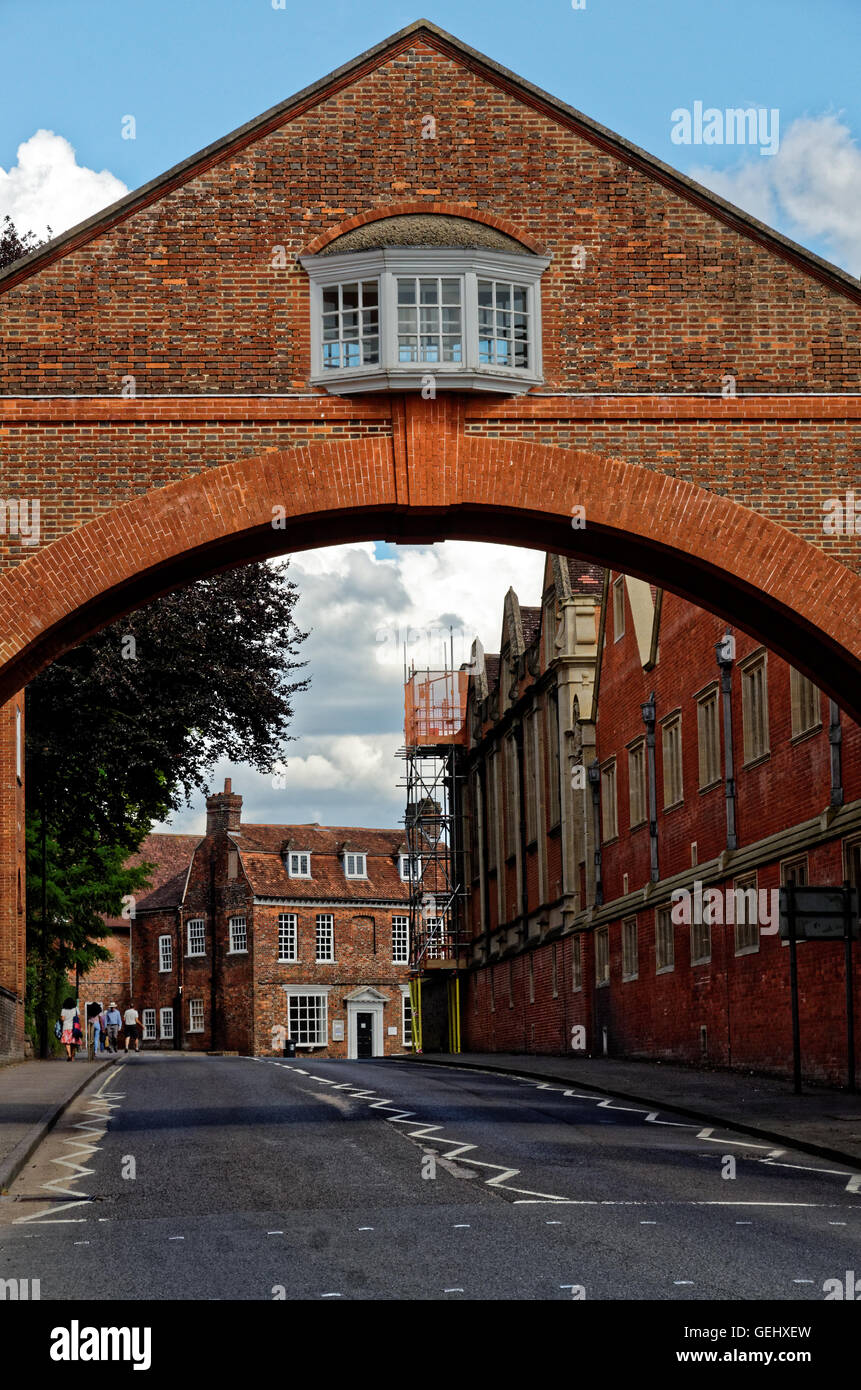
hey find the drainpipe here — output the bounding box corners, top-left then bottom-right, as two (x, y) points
(829, 700), (844, 807)
(477, 759), (491, 959)
(641, 692), (659, 883)
(588, 758), (602, 907)
(716, 634), (738, 851)
(209, 852), (217, 1051)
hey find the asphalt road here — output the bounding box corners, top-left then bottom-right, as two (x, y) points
(0, 1053), (858, 1301)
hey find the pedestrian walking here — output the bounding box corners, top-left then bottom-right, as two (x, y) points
(58, 998), (78, 1061)
(92, 1011), (102, 1055)
(97, 1008), (109, 1052)
(104, 1002), (122, 1053)
(124, 1004), (141, 1053)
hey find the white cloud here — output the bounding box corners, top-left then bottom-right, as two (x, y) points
(0, 130), (128, 242)
(690, 114), (861, 276)
(158, 540), (547, 833)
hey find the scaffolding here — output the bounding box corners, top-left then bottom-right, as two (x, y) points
(399, 659), (470, 1050)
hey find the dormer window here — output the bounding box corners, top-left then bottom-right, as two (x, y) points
(301, 218), (549, 395)
(287, 851), (311, 878)
(344, 852), (367, 879)
(399, 854), (422, 882)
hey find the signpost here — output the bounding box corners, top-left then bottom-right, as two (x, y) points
(779, 884), (859, 1095)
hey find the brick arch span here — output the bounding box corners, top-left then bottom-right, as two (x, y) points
(302, 201), (547, 255)
(0, 434), (859, 716)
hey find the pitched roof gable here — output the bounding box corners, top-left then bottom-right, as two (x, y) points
(2, 20), (859, 303)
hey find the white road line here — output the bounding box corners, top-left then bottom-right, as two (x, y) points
(453, 1223), (470, 1228)
(358, 1226), (374, 1231)
(267, 1231), (283, 1235)
(168, 1236), (184, 1241)
(674, 1280), (694, 1286)
(321, 1292), (342, 1298)
(444, 1288), (464, 1293)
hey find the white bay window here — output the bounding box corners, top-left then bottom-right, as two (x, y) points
(301, 246), (548, 395)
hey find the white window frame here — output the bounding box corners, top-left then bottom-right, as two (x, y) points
(741, 651), (770, 765)
(188, 999), (204, 1034)
(316, 913), (335, 962)
(186, 918), (205, 957)
(621, 916), (639, 980)
(655, 907), (675, 973)
(158, 934), (173, 973)
(661, 713), (684, 809)
(159, 1007), (174, 1041)
(300, 246), (549, 395)
(228, 915), (248, 954)
(344, 852), (367, 880)
(142, 1008), (156, 1041)
(284, 987), (329, 1048)
(399, 854), (422, 883)
(287, 851), (311, 879)
(612, 576), (626, 642)
(600, 759), (618, 842)
(402, 990), (413, 1048)
(392, 914), (409, 964)
(278, 912), (298, 963)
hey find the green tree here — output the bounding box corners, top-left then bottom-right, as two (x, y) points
(0, 215), (49, 270)
(26, 561), (309, 1052)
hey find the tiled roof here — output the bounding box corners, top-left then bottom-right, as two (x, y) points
(237, 823), (409, 901)
(521, 606), (542, 647)
(566, 557), (604, 593)
(106, 833), (201, 923)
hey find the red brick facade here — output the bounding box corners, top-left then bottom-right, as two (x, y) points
(460, 557), (861, 1085)
(129, 783), (412, 1058)
(1, 21), (860, 1057)
(0, 694), (25, 1057)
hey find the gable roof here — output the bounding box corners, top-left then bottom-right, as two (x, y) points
(2, 20), (859, 303)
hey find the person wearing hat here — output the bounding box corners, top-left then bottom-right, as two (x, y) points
(104, 1002), (122, 1053)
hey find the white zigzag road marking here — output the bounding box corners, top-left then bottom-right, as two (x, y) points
(260, 1061), (574, 1202)
(696, 1128), (773, 1150)
(14, 1070), (125, 1225)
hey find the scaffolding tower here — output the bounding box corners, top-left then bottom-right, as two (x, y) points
(399, 661), (470, 1052)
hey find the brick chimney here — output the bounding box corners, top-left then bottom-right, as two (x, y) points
(206, 777), (242, 835)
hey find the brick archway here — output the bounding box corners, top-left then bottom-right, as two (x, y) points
(1, 430), (859, 716)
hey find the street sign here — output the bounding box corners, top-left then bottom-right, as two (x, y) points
(779, 885), (860, 940)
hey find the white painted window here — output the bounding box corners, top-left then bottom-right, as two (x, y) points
(229, 916), (247, 953)
(158, 935), (173, 973)
(316, 913), (334, 962)
(142, 1008), (156, 1041)
(301, 246), (548, 395)
(278, 913), (298, 962)
(790, 668), (820, 737)
(159, 1007), (174, 1040)
(628, 740), (646, 827)
(15, 706), (22, 781)
(402, 992), (413, 1048)
(186, 918), (205, 956)
(288, 852), (311, 878)
(399, 854), (421, 882)
(741, 653), (769, 763)
(344, 852), (367, 879)
(188, 999), (204, 1033)
(392, 915), (409, 964)
(287, 991), (328, 1047)
(691, 914), (711, 966)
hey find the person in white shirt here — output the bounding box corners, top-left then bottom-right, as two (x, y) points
(124, 1004), (141, 1053)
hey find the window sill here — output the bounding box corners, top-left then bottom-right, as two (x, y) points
(277, 958), (299, 965)
(698, 779), (722, 795)
(227, 949), (248, 956)
(662, 799), (684, 814)
(628, 819), (648, 833)
(596, 979), (610, 989)
(691, 956), (712, 967)
(186, 952), (206, 959)
(158, 968), (173, 974)
(655, 964), (675, 975)
(734, 945), (760, 957)
(742, 752), (771, 772)
(789, 724), (823, 747)
(310, 367), (542, 397)
(622, 972), (639, 983)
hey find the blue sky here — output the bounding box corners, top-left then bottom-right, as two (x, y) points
(3, 0), (860, 266)
(3, 0), (860, 832)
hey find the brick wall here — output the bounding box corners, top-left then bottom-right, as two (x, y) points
(0, 695), (25, 1059)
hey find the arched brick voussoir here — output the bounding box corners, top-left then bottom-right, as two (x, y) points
(0, 433), (859, 717)
(456, 436), (861, 708)
(0, 437), (399, 695)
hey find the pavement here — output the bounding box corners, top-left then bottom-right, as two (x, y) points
(403, 1052), (861, 1167)
(0, 1053), (114, 1191)
(1, 1053), (860, 1301)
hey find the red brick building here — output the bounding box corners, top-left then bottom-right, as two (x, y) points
(2, 20), (860, 1061)
(0, 691), (25, 1056)
(129, 781), (413, 1058)
(460, 557), (861, 1085)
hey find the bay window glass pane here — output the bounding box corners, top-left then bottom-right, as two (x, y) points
(442, 278), (460, 304)
(361, 280), (378, 306)
(398, 279), (416, 304)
